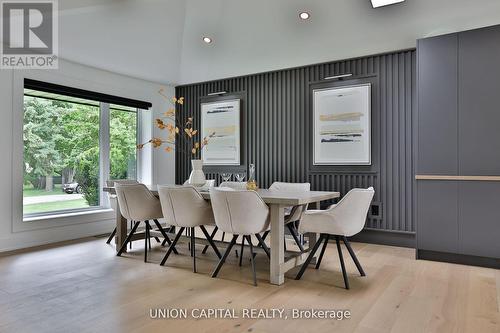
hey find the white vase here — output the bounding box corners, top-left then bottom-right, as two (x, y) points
(188, 159), (206, 186)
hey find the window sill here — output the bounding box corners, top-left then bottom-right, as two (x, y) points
(23, 208), (114, 223)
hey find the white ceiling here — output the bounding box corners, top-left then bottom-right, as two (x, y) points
(56, 0), (500, 85)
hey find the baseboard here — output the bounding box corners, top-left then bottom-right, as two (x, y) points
(417, 249), (500, 269)
(350, 228), (416, 248)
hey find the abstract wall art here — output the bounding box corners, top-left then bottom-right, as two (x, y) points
(313, 84), (371, 165)
(201, 99), (241, 165)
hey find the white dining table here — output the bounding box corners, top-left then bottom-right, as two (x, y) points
(103, 185), (340, 285)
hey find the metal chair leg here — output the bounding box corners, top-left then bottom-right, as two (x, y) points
(129, 220), (133, 250)
(315, 234), (330, 269)
(201, 226), (218, 254)
(117, 221), (141, 256)
(160, 227), (185, 266)
(144, 221), (150, 262)
(153, 219), (178, 254)
(247, 236), (257, 286)
(342, 236), (366, 276)
(106, 227), (116, 244)
(295, 234), (326, 280)
(255, 234), (270, 259)
(287, 224), (305, 252)
(191, 227), (196, 273)
(336, 236), (350, 289)
(261, 230), (269, 242)
(212, 235), (238, 278)
(145, 221), (152, 251)
(239, 236), (245, 266)
(199, 225), (222, 259)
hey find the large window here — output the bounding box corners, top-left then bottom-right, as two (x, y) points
(22, 80), (149, 218)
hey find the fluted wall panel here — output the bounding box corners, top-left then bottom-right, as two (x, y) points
(176, 49), (416, 233)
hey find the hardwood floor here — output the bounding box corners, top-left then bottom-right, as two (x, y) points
(0, 236), (498, 333)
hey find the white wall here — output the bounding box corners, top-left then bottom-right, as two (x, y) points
(0, 60), (175, 252)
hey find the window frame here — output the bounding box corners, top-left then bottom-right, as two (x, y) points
(19, 80), (143, 221)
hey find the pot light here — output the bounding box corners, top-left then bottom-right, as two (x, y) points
(299, 12), (310, 20)
(371, 0), (405, 8)
(202, 36), (212, 44)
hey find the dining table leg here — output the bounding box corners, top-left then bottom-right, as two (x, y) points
(270, 203), (285, 285)
(113, 196), (128, 253)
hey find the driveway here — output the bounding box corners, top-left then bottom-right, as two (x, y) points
(24, 193), (84, 205)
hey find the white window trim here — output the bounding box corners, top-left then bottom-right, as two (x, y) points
(12, 72), (146, 232)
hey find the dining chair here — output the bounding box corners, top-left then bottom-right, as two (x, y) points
(209, 188), (270, 286)
(115, 183), (178, 262)
(157, 185), (222, 273)
(265, 182), (311, 252)
(105, 179), (141, 245)
(295, 187), (375, 289)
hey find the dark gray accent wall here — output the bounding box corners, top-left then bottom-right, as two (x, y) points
(176, 49), (416, 233)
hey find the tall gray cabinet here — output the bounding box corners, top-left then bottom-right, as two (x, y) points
(416, 25), (500, 267)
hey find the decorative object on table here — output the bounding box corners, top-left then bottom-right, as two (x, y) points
(313, 84), (371, 165)
(201, 99), (241, 165)
(137, 89), (216, 185)
(220, 172), (232, 182)
(246, 163), (258, 190)
(235, 172), (246, 182)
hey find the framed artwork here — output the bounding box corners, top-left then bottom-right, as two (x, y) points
(313, 83), (371, 165)
(201, 99), (241, 165)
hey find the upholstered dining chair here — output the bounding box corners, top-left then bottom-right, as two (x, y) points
(209, 188), (270, 286)
(105, 179), (140, 245)
(295, 187), (375, 289)
(115, 183), (178, 262)
(157, 185), (222, 273)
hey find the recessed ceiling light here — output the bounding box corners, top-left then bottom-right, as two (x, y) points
(371, 0), (405, 8)
(299, 12), (310, 20)
(202, 37), (212, 44)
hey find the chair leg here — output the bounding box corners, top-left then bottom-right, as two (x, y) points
(129, 220), (133, 250)
(212, 235), (238, 278)
(117, 221), (141, 256)
(255, 234), (270, 259)
(153, 219), (179, 254)
(221, 232), (225, 242)
(342, 236), (366, 276)
(295, 234), (326, 280)
(336, 236), (350, 289)
(287, 224), (305, 252)
(160, 227), (185, 266)
(144, 221), (150, 262)
(315, 234), (330, 269)
(106, 227), (116, 244)
(239, 236), (245, 266)
(201, 226), (218, 254)
(152, 219), (162, 243)
(247, 236), (257, 286)
(191, 227), (196, 273)
(199, 225), (222, 259)
(145, 221), (152, 251)
(261, 230), (269, 242)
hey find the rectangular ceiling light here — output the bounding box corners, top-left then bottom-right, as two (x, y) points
(371, 0), (405, 8)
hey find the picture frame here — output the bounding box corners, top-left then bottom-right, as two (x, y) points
(313, 83), (372, 165)
(201, 99), (241, 165)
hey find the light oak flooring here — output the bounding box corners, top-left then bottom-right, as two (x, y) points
(0, 236), (499, 333)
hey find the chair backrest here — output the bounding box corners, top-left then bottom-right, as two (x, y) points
(157, 185), (214, 227)
(114, 183), (163, 221)
(106, 180), (139, 210)
(327, 187), (375, 237)
(269, 182), (310, 222)
(183, 179), (216, 188)
(209, 188), (270, 235)
(218, 181), (247, 190)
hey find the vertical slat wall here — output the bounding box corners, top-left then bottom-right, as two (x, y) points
(176, 49), (416, 233)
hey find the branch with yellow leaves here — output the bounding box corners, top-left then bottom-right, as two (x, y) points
(137, 89), (216, 156)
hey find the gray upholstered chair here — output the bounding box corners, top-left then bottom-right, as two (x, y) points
(209, 188), (270, 286)
(157, 185), (221, 272)
(115, 183), (177, 262)
(295, 187), (375, 289)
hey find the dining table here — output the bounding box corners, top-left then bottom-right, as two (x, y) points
(103, 185), (340, 285)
